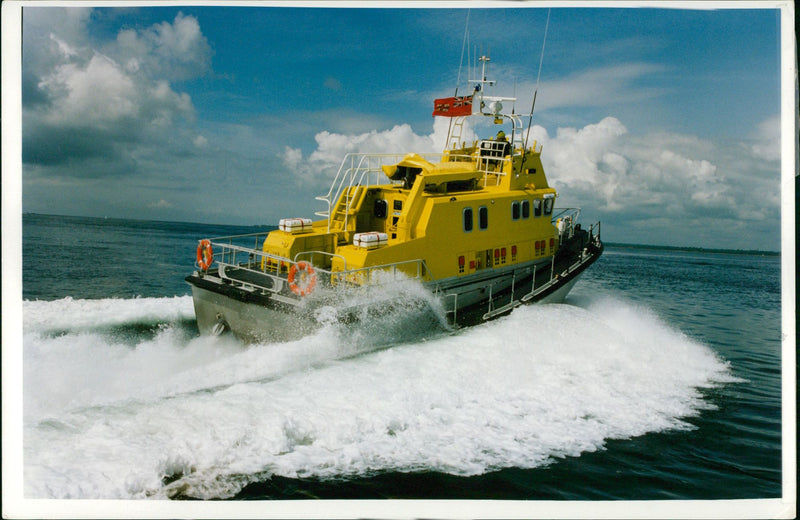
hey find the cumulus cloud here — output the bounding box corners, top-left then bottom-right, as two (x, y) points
(22, 9), (208, 176)
(540, 117), (629, 187)
(531, 118), (736, 216)
(38, 53), (138, 126)
(536, 118), (746, 224)
(280, 115), (780, 247)
(113, 12), (211, 82)
(280, 117), (468, 184)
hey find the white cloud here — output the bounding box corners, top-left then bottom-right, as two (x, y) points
(280, 115), (779, 248)
(281, 118), (466, 185)
(750, 114), (780, 162)
(309, 124), (434, 162)
(540, 120), (741, 220)
(113, 12), (211, 82)
(38, 53), (138, 127)
(24, 7), (92, 66)
(500, 63), (669, 113)
(49, 33), (78, 58)
(280, 117), (486, 185)
(538, 117), (629, 186)
(24, 11), (207, 173)
(149, 199), (172, 209)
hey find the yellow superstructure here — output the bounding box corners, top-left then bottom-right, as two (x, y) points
(261, 141), (561, 285)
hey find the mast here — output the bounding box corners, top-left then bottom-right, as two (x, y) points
(470, 55), (516, 119)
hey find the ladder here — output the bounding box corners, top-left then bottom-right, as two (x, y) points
(446, 116), (468, 151)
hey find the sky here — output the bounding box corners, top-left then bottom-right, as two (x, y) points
(8, 2), (791, 250)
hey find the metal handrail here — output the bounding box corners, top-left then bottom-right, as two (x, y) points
(203, 239), (435, 296)
(205, 231), (274, 251)
(333, 258), (433, 287)
(552, 207), (581, 222)
(315, 153), (441, 232)
(294, 250), (348, 271)
(217, 263), (286, 294)
(590, 221), (602, 242)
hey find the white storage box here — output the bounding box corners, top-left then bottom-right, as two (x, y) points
(353, 232), (388, 249)
(279, 218), (313, 234)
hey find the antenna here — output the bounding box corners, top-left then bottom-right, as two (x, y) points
(454, 9), (470, 96)
(513, 78), (517, 114)
(446, 10), (472, 151)
(523, 8), (551, 155)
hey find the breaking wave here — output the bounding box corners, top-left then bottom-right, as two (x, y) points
(20, 292), (737, 499)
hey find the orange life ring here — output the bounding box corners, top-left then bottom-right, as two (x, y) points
(288, 261), (316, 296)
(197, 239), (213, 270)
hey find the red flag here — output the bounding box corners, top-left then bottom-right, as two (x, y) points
(432, 95), (472, 117)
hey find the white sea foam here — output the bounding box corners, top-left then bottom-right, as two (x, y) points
(23, 295), (194, 333)
(21, 294), (736, 499)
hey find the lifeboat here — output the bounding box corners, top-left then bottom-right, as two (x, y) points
(185, 55), (603, 342)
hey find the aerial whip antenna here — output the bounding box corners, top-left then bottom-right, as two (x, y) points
(523, 8), (551, 155)
(446, 10), (471, 149)
(454, 9), (470, 96)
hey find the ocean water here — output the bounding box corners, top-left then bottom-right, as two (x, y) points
(14, 214), (787, 509)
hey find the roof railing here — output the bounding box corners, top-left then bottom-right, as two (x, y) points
(314, 153), (441, 232)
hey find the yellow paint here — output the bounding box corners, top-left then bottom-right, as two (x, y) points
(262, 142), (562, 284)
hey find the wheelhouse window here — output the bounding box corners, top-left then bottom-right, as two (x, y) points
(463, 207), (474, 232)
(521, 200), (530, 219)
(533, 199), (542, 217)
(478, 206), (488, 230)
(511, 201), (521, 220)
(543, 197), (554, 216)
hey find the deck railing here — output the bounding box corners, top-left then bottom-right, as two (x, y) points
(447, 139), (543, 186)
(196, 233), (436, 299)
(315, 153), (441, 232)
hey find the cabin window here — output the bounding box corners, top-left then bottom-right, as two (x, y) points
(511, 201), (520, 220)
(478, 206), (488, 230)
(463, 207), (474, 232)
(543, 198), (554, 216)
(447, 179), (477, 192)
(533, 199), (542, 217)
(521, 200), (530, 219)
(374, 199), (388, 219)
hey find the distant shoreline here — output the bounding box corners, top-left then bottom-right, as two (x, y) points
(22, 212), (781, 256)
(605, 242), (780, 257)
